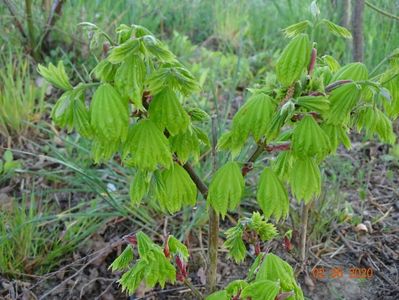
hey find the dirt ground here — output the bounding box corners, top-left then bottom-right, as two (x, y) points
(1, 138), (398, 300)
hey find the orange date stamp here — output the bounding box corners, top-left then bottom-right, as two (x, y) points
(311, 266), (374, 280)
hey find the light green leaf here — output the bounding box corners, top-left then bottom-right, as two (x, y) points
(276, 34), (311, 86)
(257, 168), (289, 221)
(248, 212), (278, 241)
(321, 19), (352, 39)
(167, 236), (189, 260)
(108, 39), (140, 64)
(241, 280), (280, 300)
(156, 163), (197, 213)
(207, 161), (245, 218)
(206, 290), (228, 300)
(224, 224), (246, 263)
(282, 20), (311, 38)
(123, 119), (172, 171)
(37, 61), (72, 90)
(290, 157), (321, 203)
(110, 245), (134, 271)
(149, 88), (190, 136)
(129, 171), (150, 205)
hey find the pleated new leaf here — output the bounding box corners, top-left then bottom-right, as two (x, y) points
(282, 20), (311, 38)
(92, 60), (118, 82)
(296, 96), (330, 114)
(143, 249), (176, 288)
(170, 127), (207, 163)
(149, 88), (190, 136)
(355, 106), (395, 144)
(272, 151), (294, 180)
(322, 55), (341, 72)
(256, 253), (304, 300)
(37, 61), (72, 90)
(292, 115), (331, 159)
(129, 171), (150, 205)
(327, 82), (361, 125)
(90, 83), (129, 143)
(321, 19), (352, 39)
(115, 55), (146, 109)
(257, 168), (289, 221)
(187, 107), (210, 122)
(123, 119), (172, 171)
(157, 163), (197, 213)
(322, 124), (351, 152)
(247, 212), (278, 241)
(230, 93), (276, 148)
(118, 260), (146, 295)
(207, 161), (245, 218)
(73, 99), (93, 138)
(51, 90), (75, 130)
(383, 75), (399, 118)
(109, 245), (134, 271)
(224, 224), (246, 263)
(331, 62), (368, 82)
(290, 157), (321, 203)
(108, 39), (140, 64)
(146, 67), (199, 96)
(276, 34), (311, 86)
(141, 35), (177, 63)
(241, 280), (280, 300)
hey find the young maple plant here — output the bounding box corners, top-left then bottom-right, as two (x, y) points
(39, 5), (399, 300)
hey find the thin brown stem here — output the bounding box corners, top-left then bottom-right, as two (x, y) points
(299, 202), (311, 265)
(3, 0), (27, 39)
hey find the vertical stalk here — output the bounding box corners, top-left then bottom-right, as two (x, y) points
(207, 115), (219, 294)
(25, 0), (39, 60)
(299, 201), (311, 264)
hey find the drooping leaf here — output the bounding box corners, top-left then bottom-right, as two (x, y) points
(292, 115), (331, 159)
(383, 75), (399, 118)
(123, 119), (172, 171)
(207, 161), (245, 218)
(241, 280), (280, 300)
(115, 55), (146, 109)
(327, 82), (361, 125)
(276, 34), (311, 86)
(169, 126), (206, 164)
(229, 93), (276, 150)
(355, 106), (395, 144)
(141, 35), (177, 63)
(73, 98), (93, 138)
(156, 163), (197, 213)
(322, 55), (341, 72)
(224, 224), (246, 263)
(322, 123), (351, 152)
(257, 168), (289, 221)
(143, 250), (176, 288)
(289, 157), (321, 203)
(90, 83), (129, 144)
(149, 88), (190, 136)
(146, 66), (199, 96)
(129, 171), (151, 205)
(92, 59), (118, 82)
(37, 61), (72, 90)
(108, 38), (141, 64)
(271, 151), (294, 180)
(51, 90), (75, 130)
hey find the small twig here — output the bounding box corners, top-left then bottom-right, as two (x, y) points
(365, 1), (399, 21)
(183, 278), (204, 299)
(3, 0), (27, 39)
